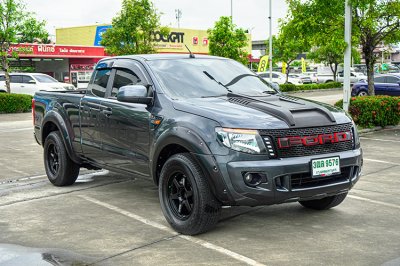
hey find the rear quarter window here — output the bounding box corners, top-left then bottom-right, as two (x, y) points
(10, 75), (22, 83)
(386, 76), (400, 84)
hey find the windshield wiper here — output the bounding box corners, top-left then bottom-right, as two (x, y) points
(201, 94), (227, 98)
(262, 90), (277, 95)
(203, 71), (232, 93)
(224, 73), (259, 87)
(203, 71), (277, 97)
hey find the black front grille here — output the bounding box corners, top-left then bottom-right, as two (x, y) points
(290, 167), (352, 190)
(260, 123), (354, 158)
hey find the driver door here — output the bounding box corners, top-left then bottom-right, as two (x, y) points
(100, 59), (152, 176)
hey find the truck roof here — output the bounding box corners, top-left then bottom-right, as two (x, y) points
(101, 53), (227, 61)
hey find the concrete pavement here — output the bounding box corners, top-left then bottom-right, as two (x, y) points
(0, 99), (399, 265)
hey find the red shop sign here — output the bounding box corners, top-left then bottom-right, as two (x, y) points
(9, 43), (107, 58)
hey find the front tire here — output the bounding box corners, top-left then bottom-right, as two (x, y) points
(299, 193), (348, 210)
(44, 131), (80, 186)
(357, 90), (368, 96)
(159, 153), (221, 235)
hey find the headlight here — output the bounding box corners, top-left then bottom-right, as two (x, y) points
(216, 127), (266, 154)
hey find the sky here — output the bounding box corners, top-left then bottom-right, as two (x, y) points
(24, 0), (288, 41)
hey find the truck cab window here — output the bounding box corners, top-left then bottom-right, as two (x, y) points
(88, 69), (111, 97)
(111, 69), (141, 97)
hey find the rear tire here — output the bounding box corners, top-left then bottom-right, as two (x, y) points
(44, 131), (80, 186)
(159, 153), (221, 235)
(299, 193), (348, 210)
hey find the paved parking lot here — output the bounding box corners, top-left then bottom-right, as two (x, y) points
(0, 111), (399, 266)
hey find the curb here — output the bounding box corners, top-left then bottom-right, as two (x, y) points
(285, 87), (342, 94)
(359, 125), (400, 136)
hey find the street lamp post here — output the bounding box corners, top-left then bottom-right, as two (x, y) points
(175, 9), (182, 28)
(231, 0), (233, 21)
(343, 0), (352, 112)
(269, 0), (272, 82)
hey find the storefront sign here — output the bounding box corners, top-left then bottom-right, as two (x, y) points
(153, 31), (185, 43)
(94, 25), (112, 46)
(70, 64), (95, 70)
(9, 44), (107, 58)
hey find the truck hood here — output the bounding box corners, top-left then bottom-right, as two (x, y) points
(173, 94), (351, 129)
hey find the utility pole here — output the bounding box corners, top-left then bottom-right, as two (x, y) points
(343, 0), (352, 112)
(175, 9), (182, 28)
(231, 0), (233, 22)
(269, 0), (273, 82)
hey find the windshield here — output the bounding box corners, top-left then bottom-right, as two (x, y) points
(33, 74), (58, 83)
(147, 58), (276, 99)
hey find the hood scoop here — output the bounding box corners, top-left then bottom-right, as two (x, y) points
(227, 95), (336, 127)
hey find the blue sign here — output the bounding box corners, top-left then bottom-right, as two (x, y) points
(94, 25), (112, 46)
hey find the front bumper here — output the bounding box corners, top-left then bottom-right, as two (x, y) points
(215, 148), (363, 206)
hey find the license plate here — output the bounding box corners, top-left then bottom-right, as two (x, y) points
(311, 156), (340, 178)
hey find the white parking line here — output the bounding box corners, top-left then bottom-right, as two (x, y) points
(0, 127), (32, 133)
(0, 174), (47, 185)
(361, 137), (400, 143)
(80, 195), (265, 266)
(349, 195), (400, 210)
(363, 158), (400, 166)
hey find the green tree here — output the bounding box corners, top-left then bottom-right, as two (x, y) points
(285, 0), (350, 82)
(17, 16), (49, 43)
(286, 0), (400, 95)
(207, 16), (249, 65)
(352, 0), (400, 95)
(101, 0), (167, 55)
(0, 0), (49, 93)
(271, 19), (310, 83)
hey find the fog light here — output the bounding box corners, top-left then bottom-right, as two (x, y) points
(243, 172), (266, 187)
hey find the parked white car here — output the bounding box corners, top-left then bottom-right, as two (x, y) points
(0, 73), (76, 95)
(337, 71), (367, 84)
(302, 72), (319, 83)
(257, 71), (303, 85)
(316, 71), (367, 84)
(288, 74), (312, 84)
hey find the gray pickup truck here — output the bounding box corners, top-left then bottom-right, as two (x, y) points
(33, 54), (363, 235)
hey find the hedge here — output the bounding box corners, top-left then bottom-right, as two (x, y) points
(335, 96), (400, 128)
(0, 93), (32, 113)
(280, 82), (342, 92)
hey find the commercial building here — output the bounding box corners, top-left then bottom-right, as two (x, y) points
(9, 43), (107, 88)
(6, 25), (252, 89)
(56, 24), (252, 55)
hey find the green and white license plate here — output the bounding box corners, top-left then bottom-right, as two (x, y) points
(311, 156), (340, 178)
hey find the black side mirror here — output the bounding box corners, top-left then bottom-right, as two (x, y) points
(117, 85), (152, 104)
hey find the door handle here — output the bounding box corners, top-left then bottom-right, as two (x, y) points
(102, 108), (112, 116)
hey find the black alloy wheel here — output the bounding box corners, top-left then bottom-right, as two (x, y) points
(47, 143), (60, 176)
(44, 131), (80, 186)
(159, 153), (221, 235)
(167, 172), (194, 220)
